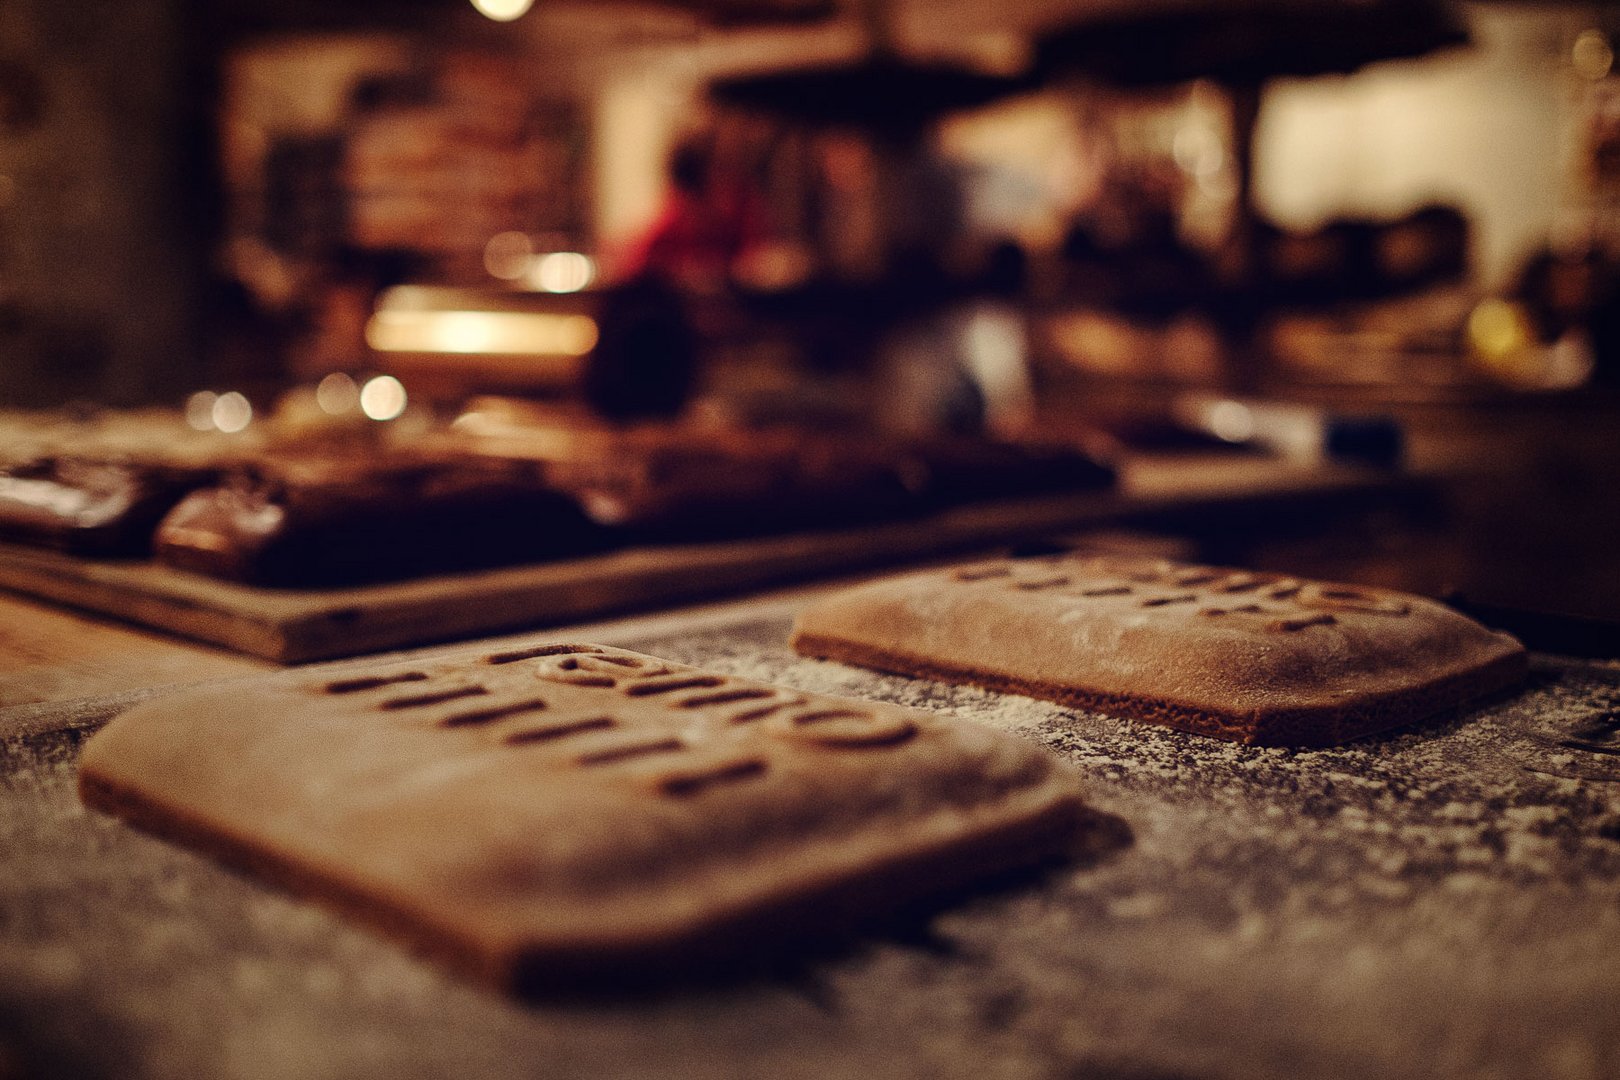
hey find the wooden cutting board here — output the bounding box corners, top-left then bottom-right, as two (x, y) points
(0, 457), (1404, 664)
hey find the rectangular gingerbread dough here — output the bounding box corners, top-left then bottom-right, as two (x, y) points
(80, 643), (1095, 992)
(791, 556), (1527, 746)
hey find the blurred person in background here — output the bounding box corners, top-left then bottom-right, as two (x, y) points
(622, 133), (767, 292)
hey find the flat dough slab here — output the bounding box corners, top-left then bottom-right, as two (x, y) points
(791, 556), (1527, 746)
(79, 643), (1094, 992)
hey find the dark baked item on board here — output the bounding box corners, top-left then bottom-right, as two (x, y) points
(446, 408), (1114, 539)
(791, 555), (1527, 747)
(903, 436), (1115, 507)
(0, 456), (220, 556)
(539, 429), (922, 540)
(79, 644), (1098, 991)
(153, 455), (602, 587)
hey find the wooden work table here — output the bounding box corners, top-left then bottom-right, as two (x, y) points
(0, 582), (825, 730)
(2, 576), (1617, 1080)
(3, 424), (1617, 1080)
(0, 592), (269, 710)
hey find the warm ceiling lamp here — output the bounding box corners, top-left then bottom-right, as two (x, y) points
(471, 0), (534, 21)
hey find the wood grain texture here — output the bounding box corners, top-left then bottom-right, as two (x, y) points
(0, 592), (268, 708)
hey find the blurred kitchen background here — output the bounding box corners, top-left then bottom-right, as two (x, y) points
(2, 0), (1619, 625)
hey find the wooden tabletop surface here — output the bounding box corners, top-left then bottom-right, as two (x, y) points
(4, 596), (1617, 1080)
(0, 592), (270, 709)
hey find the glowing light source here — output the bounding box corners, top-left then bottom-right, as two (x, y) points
(1546, 333), (1596, 389)
(1468, 299), (1531, 359)
(484, 232), (534, 280)
(366, 310), (600, 357)
(211, 392), (253, 434)
(1172, 125), (1224, 179)
(526, 252), (595, 293)
(471, 0), (533, 20)
(185, 391), (218, 432)
(1467, 298), (1538, 384)
(1574, 29), (1614, 81)
(359, 376), (408, 421)
(316, 372), (360, 415)
(1206, 400), (1256, 443)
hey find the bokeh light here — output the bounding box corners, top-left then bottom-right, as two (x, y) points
(471, 0), (533, 21)
(1574, 29), (1614, 82)
(367, 310), (599, 356)
(483, 232), (534, 280)
(1467, 298), (1538, 384)
(211, 392), (253, 434)
(360, 375), (408, 421)
(185, 391), (218, 432)
(315, 372), (360, 415)
(1207, 400), (1256, 443)
(527, 252), (595, 293)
